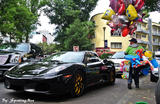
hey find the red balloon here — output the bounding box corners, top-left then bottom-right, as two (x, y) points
(111, 29), (116, 33)
(134, 0), (144, 11)
(118, 3), (125, 15)
(109, 0), (119, 13)
(122, 27), (130, 37)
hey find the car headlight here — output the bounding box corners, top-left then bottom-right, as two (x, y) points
(10, 55), (22, 64)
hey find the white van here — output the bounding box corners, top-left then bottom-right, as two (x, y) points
(108, 51), (125, 76)
(151, 51), (160, 82)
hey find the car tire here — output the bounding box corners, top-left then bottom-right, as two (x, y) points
(155, 80), (160, 104)
(150, 72), (158, 82)
(70, 70), (85, 97)
(109, 67), (116, 85)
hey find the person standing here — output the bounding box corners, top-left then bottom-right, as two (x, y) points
(125, 38), (145, 89)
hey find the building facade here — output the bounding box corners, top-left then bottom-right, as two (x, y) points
(91, 13), (160, 52)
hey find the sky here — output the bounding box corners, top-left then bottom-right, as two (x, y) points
(37, 0), (160, 33)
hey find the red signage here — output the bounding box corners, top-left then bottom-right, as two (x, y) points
(73, 46), (79, 52)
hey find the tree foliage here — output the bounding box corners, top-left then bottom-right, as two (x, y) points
(64, 19), (95, 51)
(44, 0), (98, 51)
(38, 42), (59, 55)
(0, 0), (47, 43)
(144, 0), (160, 12)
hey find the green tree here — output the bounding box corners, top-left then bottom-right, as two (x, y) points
(144, 0), (160, 12)
(0, 0), (37, 42)
(44, 0), (98, 50)
(0, 0), (47, 42)
(64, 19), (95, 51)
(38, 42), (59, 55)
(24, 0), (48, 42)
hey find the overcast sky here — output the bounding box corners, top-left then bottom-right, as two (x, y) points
(37, 0), (160, 33)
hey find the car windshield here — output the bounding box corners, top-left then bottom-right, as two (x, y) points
(14, 43), (29, 52)
(111, 51), (125, 59)
(0, 43), (29, 52)
(44, 52), (84, 63)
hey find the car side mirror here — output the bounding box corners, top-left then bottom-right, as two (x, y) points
(103, 59), (114, 66)
(31, 49), (36, 53)
(87, 58), (99, 63)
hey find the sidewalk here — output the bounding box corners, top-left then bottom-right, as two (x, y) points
(116, 75), (157, 104)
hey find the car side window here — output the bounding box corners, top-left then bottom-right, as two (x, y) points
(30, 44), (36, 53)
(86, 52), (100, 63)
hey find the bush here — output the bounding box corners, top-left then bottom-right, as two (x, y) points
(37, 42), (60, 55)
(99, 53), (113, 59)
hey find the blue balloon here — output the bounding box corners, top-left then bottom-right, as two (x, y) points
(141, 68), (149, 75)
(150, 59), (158, 68)
(125, 55), (141, 67)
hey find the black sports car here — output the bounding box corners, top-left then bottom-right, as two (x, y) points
(4, 51), (115, 97)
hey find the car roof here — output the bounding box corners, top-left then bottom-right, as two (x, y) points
(62, 51), (97, 54)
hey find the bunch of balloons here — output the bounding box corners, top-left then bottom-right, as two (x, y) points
(101, 0), (145, 37)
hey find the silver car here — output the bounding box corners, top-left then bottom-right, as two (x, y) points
(155, 67), (160, 104)
(150, 52), (160, 82)
(108, 51), (125, 76)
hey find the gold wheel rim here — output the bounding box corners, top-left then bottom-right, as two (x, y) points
(74, 74), (83, 95)
(110, 71), (114, 82)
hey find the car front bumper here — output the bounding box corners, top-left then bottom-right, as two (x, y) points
(4, 74), (71, 94)
(152, 67), (159, 78)
(115, 67), (123, 75)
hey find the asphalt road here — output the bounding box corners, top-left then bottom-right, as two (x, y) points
(0, 75), (157, 104)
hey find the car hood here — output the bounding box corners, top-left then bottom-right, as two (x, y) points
(7, 61), (72, 77)
(108, 58), (125, 64)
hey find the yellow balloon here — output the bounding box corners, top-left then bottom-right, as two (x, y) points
(144, 51), (152, 58)
(126, 4), (138, 21)
(101, 9), (115, 20)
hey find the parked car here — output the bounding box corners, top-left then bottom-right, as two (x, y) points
(108, 51), (125, 76)
(4, 51), (115, 97)
(150, 51), (160, 82)
(155, 69), (160, 104)
(150, 66), (159, 82)
(109, 51), (158, 78)
(0, 43), (43, 78)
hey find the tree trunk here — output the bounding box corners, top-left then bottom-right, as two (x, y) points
(19, 36), (22, 43)
(25, 34), (29, 43)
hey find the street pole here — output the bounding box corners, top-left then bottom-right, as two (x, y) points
(103, 27), (106, 48)
(148, 18), (153, 52)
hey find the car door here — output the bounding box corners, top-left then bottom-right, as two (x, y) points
(85, 52), (103, 85)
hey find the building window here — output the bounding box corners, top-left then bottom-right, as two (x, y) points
(136, 34), (141, 39)
(111, 30), (121, 37)
(111, 42), (122, 49)
(158, 29), (160, 34)
(153, 38), (158, 43)
(152, 27), (157, 34)
(142, 34), (146, 38)
(142, 24), (146, 29)
(137, 23), (141, 30)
